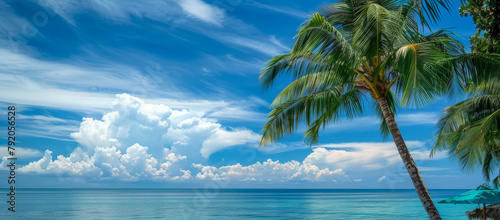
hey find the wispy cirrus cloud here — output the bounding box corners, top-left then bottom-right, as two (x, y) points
(245, 1), (311, 18)
(0, 49), (151, 91)
(214, 34), (291, 56)
(37, 0), (228, 27)
(199, 54), (265, 75)
(178, 0), (226, 26)
(36, 0), (204, 25)
(417, 167), (450, 172)
(397, 112), (439, 125)
(18, 115), (81, 142)
(0, 49), (267, 122)
(0, 147), (42, 158)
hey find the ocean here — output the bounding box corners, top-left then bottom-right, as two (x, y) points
(2, 189), (476, 219)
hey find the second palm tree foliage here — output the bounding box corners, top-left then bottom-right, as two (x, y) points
(258, 0), (500, 219)
(432, 79), (500, 187)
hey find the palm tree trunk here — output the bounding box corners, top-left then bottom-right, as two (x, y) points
(377, 97), (441, 220)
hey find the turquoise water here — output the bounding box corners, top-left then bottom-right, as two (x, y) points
(2, 189), (477, 219)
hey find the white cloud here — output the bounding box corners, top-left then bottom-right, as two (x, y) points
(34, 0), (226, 26)
(68, 93), (262, 159)
(0, 48), (150, 90)
(417, 167), (450, 172)
(201, 128), (261, 158)
(0, 147), (42, 158)
(119, 144), (157, 176)
(17, 114), (80, 141)
(198, 54), (266, 76)
(245, 1), (311, 18)
(397, 112), (439, 125)
(378, 176), (387, 182)
(193, 159), (346, 182)
(0, 49), (150, 112)
(214, 35), (291, 57)
(304, 141), (445, 171)
(22, 115), (70, 123)
(0, 73), (116, 113)
(13, 94), (263, 181)
(269, 35), (292, 51)
(17, 145), (190, 181)
(178, 0), (226, 26)
(36, 0), (180, 25)
(18, 149), (101, 176)
(201, 67), (210, 73)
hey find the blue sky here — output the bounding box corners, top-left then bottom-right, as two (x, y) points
(0, 0), (484, 189)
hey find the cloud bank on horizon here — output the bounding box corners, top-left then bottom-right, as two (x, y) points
(1, 94), (445, 185)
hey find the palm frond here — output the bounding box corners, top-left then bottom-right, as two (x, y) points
(432, 79), (500, 185)
(259, 52), (328, 90)
(304, 87), (364, 145)
(261, 86), (345, 145)
(407, 0), (452, 28)
(448, 53), (500, 87)
(271, 71), (354, 107)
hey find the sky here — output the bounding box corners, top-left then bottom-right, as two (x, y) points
(0, 0), (484, 189)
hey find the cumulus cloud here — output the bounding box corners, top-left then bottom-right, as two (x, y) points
(14, 94), (262, 181)
(193, 159), (346, 182)
(0, 147), (43, 171)
(18, 145), (190, 181)
(19, 149), (101, 176)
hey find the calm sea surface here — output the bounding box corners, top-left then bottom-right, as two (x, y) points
(2, 189), (477, 219)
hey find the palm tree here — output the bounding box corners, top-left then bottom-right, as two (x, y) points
(258, 0), (500, 219)
(432, 78), (500, 187)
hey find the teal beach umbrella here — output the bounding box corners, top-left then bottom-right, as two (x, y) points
(439, 184), (500, 220)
